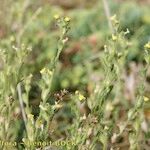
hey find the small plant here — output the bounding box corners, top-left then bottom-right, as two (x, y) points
(0, 1), (150, 149)
(0, 15), (70, 150)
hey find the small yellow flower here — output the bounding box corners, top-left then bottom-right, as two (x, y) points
(75, 90), (86, 101)
(27, 74), (33, 79)
(79, 93), (86, 101)
(64, 17), (71, 22)
(75, 90), (79, 95)
(53, 102), (63, 109)
(54, 14), (60, 20)
(54, 104), (63, 109)
(112, 34), (117, 41)
(62, 37), (69, 44)
(144, 96), (149, 102)
(104, 126), (109, 130)
(110, 14), (117, 21)
(28, 114), (34, 119)
(12, 45), (18, 51)
(110, 14), (119, 24)
(144, 42), (150, 49)
(36, 119), (43, 128)
(47, 69), (53, 75)
(104, 45), (107, 49)
(106, 102), (114, 111)
(40, 68), (52, 75)
(40, 68), (46, 74)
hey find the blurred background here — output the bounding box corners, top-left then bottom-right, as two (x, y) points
(0, 0), (150, 119)
(0, 0), (150, 148)
(0, 0), (150, 90)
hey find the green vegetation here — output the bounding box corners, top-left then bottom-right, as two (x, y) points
(0, 0), (150, 149)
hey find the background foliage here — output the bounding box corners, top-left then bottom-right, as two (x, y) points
(0, 0), (150, 149)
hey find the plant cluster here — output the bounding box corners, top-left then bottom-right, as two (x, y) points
(0, 0), (150, 150)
